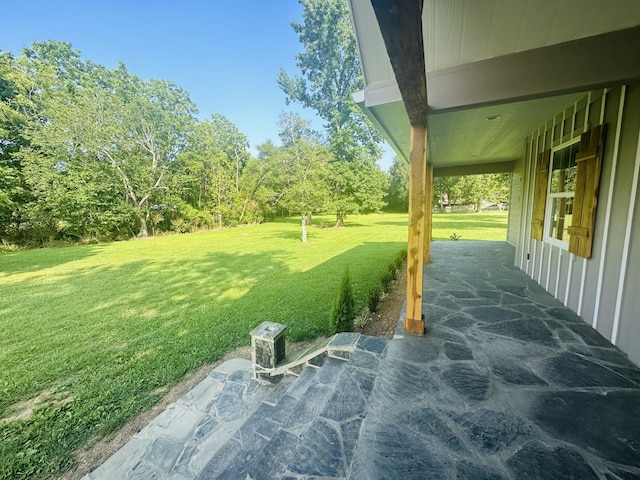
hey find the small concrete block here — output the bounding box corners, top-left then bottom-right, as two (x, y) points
(251, 321), (287, 369)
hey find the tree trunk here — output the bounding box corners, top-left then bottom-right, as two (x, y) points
(301, 213), (308, 243)
(217, 195), (223, 228)
(138, 214), (149, 238)
(335, 210), (345, 228)
(239, 197), (249, 225)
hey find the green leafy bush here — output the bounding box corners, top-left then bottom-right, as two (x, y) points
(381, 270), (394, 292)
(367, 284), (384, 312)
(330, 268), (356, 333)
(387, 263), (397, 279)
(394, 249), (407, 269)
(354, 309), (370, 329)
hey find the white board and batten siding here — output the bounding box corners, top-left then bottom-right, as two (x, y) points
(506, 164), (522, 247)
(511, 83), (640, 366)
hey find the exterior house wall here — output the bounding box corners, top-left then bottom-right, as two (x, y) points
(514, 84), (640, 365)
(506, 158), (523, 246)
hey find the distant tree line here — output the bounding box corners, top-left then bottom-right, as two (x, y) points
(1, 1), (509, 248)
(434, 173), (511, 212)
(384, 156), (511, 212)
(0, 37), (387, 247)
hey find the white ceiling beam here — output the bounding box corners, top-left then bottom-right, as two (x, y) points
(363, 80), (402, 107)
(434, 161), (516, 178)
(427, 26), (640, 112)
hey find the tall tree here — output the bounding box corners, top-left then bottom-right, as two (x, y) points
(175, 119), (234, 228)
(209, 114), (250, 195)
(385, 156), (409, 211)
(277, 113), (331, 242)
(2, 42), (115, 243)
(236, 156), (273, 224)
(15, 42), (197, 238)
(0, 51), (32, 243)
(278, 0), (386, 226)
(260, 113), (331, 242)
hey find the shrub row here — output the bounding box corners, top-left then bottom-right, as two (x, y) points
(329, 249), (407, 334)
(368, 249), (407, 313)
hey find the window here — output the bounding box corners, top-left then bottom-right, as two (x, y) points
(530, 124), (606, 258)
(545, 140), (580, 246)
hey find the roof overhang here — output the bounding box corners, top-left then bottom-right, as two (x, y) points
(348, 0), (640, 173)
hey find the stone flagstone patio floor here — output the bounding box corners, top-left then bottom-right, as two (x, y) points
(84, 241), (640, 479)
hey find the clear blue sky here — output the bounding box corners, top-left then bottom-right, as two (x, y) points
(0, 0), (393, 169)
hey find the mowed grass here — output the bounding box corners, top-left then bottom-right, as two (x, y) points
(0, 212), (507, 479)
(433, 211), (508, 241)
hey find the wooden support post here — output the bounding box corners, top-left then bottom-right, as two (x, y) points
(424, 162), (433, 264)
(404, 124), (427, 335)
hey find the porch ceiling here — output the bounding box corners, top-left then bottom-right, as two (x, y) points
(349, 0), (640, 170)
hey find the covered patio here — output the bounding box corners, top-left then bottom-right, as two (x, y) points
(84, 241), (640, 479)
(347, 0), (640, 367)
(83, 2), (640, 476)
(352, 241), (640, 479)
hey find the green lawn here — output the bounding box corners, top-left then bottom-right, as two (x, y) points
(432, 211), (509, 241)
(0, 212), (507, 479)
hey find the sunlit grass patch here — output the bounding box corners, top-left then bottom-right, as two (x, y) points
(0, 211), (508, 478)
(432, 211), (509, 241)
(0, 214), (408, 478)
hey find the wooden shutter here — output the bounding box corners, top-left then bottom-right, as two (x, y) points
(568, 124), (607, 258)
(531, 149), (551, 241)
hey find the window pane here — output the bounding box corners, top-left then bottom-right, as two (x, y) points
(550, 142), (579, 193)
(550, 196), (574, 241)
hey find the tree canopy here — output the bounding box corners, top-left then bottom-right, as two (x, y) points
(434, 173), (512, 211)
(0, 40), (395, 247)
(384, 156), (511, 213)
(278, 0), (387, 225)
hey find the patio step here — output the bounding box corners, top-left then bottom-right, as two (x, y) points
(194, 333), (389, 479)
(83, 333), (388, 480)
(83, 358), (289, 480)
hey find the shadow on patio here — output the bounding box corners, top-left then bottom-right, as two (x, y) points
(353, 241), (640, 479)
(85, 241), (640, 479)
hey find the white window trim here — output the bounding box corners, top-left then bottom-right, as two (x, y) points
(543, 137), (581, 249)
